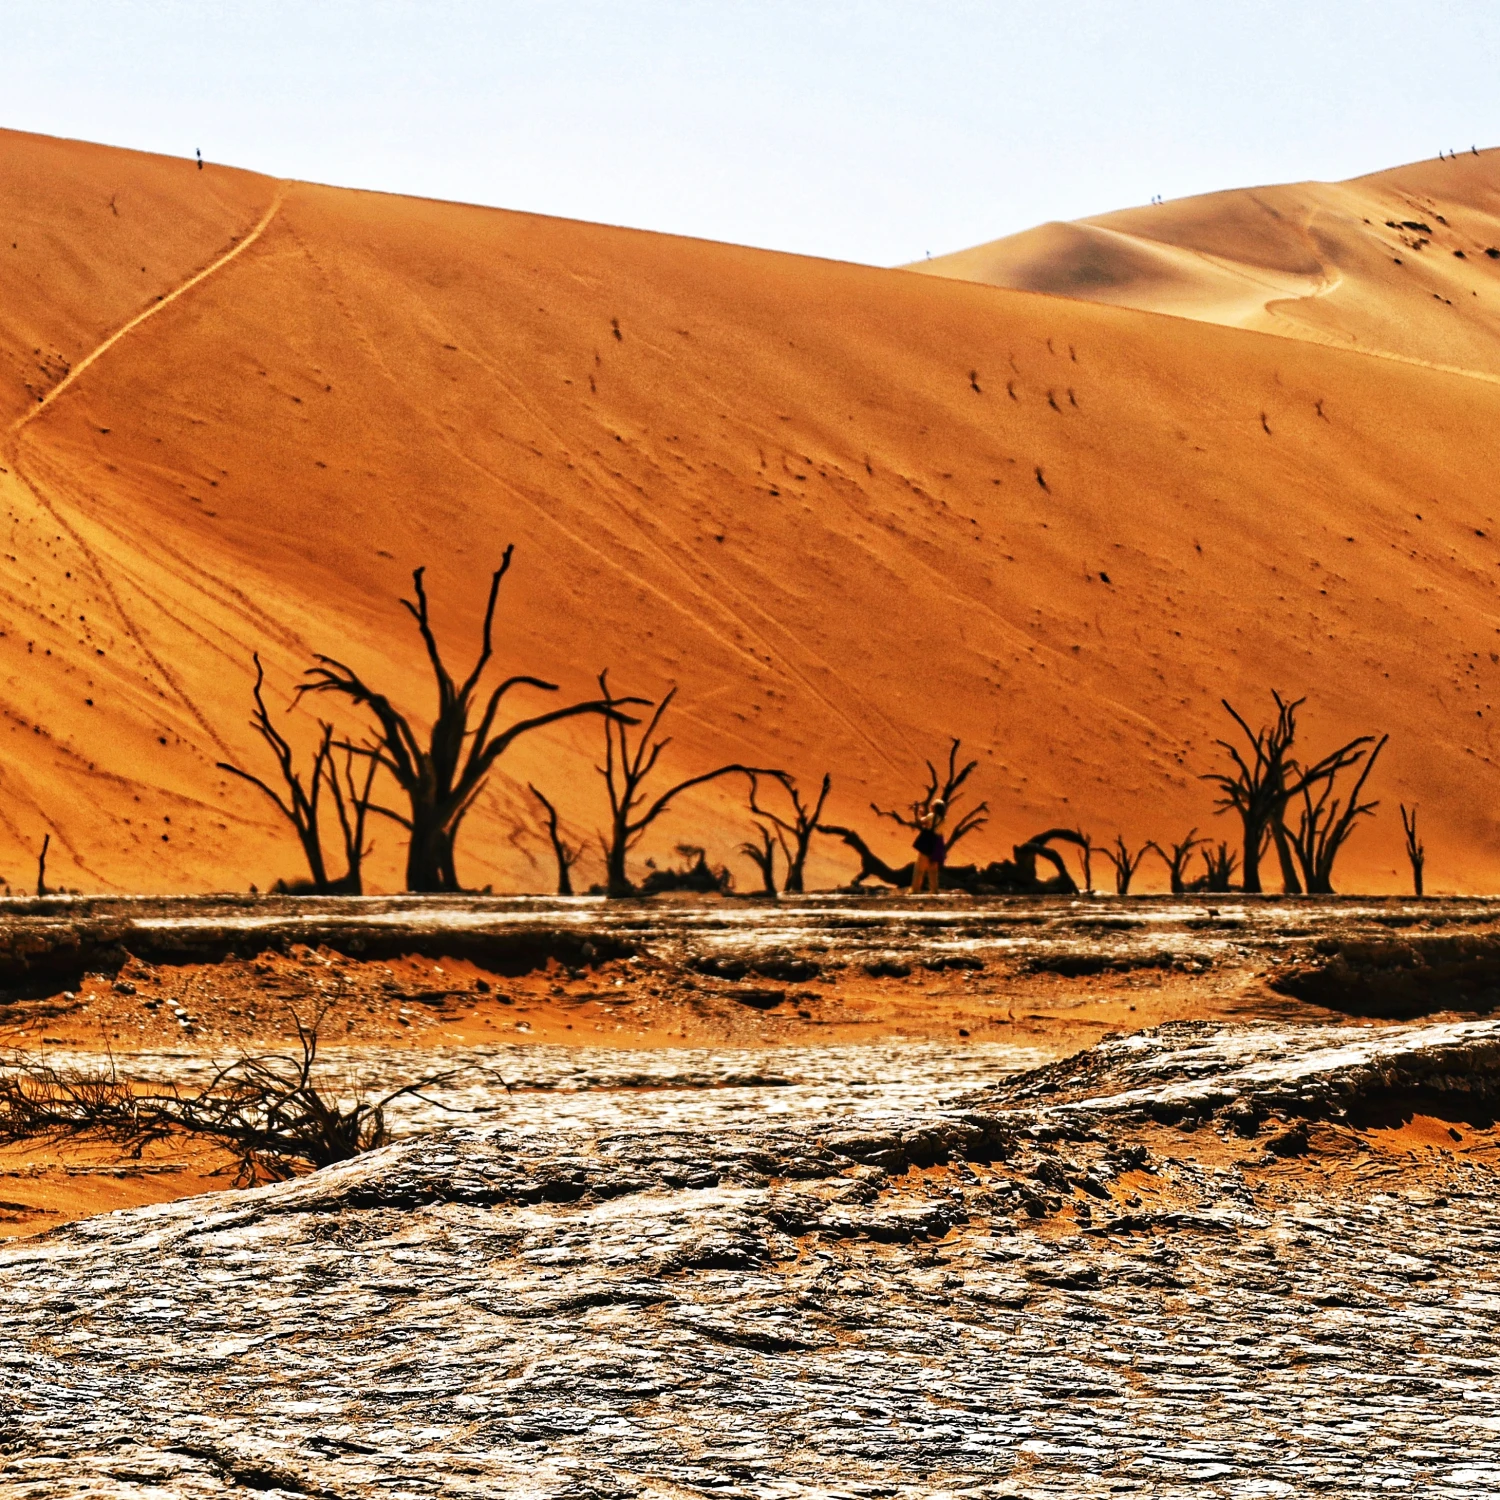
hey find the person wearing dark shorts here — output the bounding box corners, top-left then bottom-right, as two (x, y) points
(911, 799), (946, 893)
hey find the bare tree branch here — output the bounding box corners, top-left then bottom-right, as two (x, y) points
(528, 783), (581, 896)
(217, 653), (340, 891)
(1146, 830), (1205, 895)
(0, 1007), (460, 1184)
(739, 822), (781, 896)
(1203, 692), (1373, 893)
(1288, 735), (1388, 893)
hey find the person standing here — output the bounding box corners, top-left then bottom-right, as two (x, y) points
(911, 798), (947, 893)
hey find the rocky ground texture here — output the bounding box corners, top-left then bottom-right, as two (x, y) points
(5, 1016), (1500, 1497)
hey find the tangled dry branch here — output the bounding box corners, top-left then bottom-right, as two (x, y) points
(0, 1010), (457, 1184)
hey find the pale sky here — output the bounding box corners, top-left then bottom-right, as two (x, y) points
(4, 0), (1499, 266)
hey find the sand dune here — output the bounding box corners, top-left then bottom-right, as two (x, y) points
(3, 127), (1500, 895)
(911, 150), (1500, 379)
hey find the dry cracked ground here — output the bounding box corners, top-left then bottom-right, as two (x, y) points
(4, 896), (1500, 1496)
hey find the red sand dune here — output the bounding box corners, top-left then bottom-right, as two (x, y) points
(2, 128), (1499, 895)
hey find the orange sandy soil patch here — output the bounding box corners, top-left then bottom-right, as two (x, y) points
(3, 131), (1500, 897)
(2, 946), (1338, 1055)
(0, 1133), (248, 1242)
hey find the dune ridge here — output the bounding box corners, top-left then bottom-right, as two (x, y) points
(1, 128), (1499, 894)
(910, 150), (1500, 381)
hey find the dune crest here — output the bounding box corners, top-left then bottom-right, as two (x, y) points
(911, 151), (1500, 378)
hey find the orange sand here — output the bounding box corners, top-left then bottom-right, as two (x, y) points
(0, 1134), (240, 1241)
(3, 130), (1500, 895)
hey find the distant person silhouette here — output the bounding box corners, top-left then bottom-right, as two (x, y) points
(196, 148), (203, 171)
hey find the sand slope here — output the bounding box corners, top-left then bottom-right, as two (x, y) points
(911, 151), (1500, 379)
(2, 128), (1500, 894)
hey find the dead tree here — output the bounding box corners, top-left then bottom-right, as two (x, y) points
(528, 784), (581, 896)
(993, 830), (1085, 893)
(595, 672), (770, 897)
(1149, 830), (1205, 895)
(739, 823), (782, 895)
(639, 844), (733, 895)
(748, 771), (831, 893)
(1200, 841), (1240, 893)
(323, 742), (379, 895)
(1401, 803), (1425, 896)
(218, 655), (376, 894)
(815, 824), (912, 887)
(300, 550), (642, 893)
(1072, 828), (1095, 894)
(872, 738), (989, 857)
(1288, 735), (1387, 894)
(35, 834), (49, 898)
(820, 824), (1085, 894)
(1204, 693), (1372, 893)
(1099, 836), (1151, 895)
(218, 654), (341, 892)
(818, 741), (989, 890)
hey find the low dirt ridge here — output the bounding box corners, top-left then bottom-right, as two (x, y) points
(5, 1017), (1500, 1496)
(2, 891), (1498, 1009)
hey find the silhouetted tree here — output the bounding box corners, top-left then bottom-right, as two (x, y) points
(1401, 803), (1426, 896)
(1150, 830), (1205, 895)
(324, 741), (379, 895)
(1288, 735), (1387, 893)
(1072, 827), (1095, 894)
(1099, 835), (1151, 895)
(818, 824), (1085, 894)
(748, 771), (831, 893)
(739, 823), (781, 895)
(528, 783), (581, 896)
(818, 741), (988, 890)
(595, 672), (767, 898)
(1204, 694), (1372, 893)
(639, 844), (733, 895)
(997, 829), (1085, 893)
(218, 653), (374, 893)
(35, 834), (49, 899)
(1200, 842), (1240, 893)
(300, 550), (640, 892)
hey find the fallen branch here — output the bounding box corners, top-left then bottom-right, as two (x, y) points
(0, 1009), (458, 1184)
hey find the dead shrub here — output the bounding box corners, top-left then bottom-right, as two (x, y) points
(0, 1009), (454, 1184)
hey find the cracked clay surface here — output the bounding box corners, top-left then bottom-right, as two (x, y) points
(5, 1018), (1500, 1497)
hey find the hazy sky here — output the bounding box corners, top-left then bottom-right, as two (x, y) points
(5, 1), (1499, 266)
